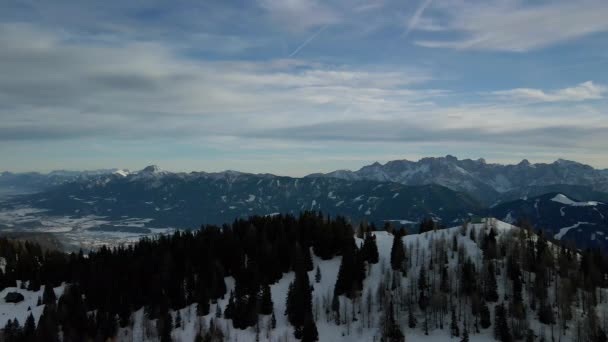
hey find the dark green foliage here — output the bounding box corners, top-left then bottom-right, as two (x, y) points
(285, 265), (314, 332)
(484, 262), (498, 302)
(450, 306), (460, 337)
(302, 317), (319, 342)
(334, 237), (365, 298)
(362, 232), (379, 264)
(480, 301), (491, 329)
(494, 303), (512, 342)
(260, 283), (273, 315)
(390, 230), (406, 272)
(42, 283), (57, 305)
(384, 301), (405, 342)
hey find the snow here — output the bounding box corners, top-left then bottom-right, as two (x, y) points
(246, 194), (256, 202)
(335, 201), (344, 207)
(560, 207), (566, 217)
(0, 217), (581, 342)
(551, 194), (600, 206)
(113, 169), (130, 177)
(554, 221), (594, 240)
(0, 283), (65, 329)
(392, 193), (399, 199)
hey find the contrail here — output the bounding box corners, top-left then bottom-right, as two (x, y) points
(404, 0), (432, 37)
(289, 25), (328, 57)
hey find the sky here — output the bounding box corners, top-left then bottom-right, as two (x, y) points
(1, 0), (607, 176)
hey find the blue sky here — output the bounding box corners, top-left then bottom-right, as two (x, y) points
(1, 0), (607, 175)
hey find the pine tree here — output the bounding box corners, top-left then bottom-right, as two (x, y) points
(461, 323), (470, 342)
(302, 316), (319, 342)
(285, 264), (314, 333)
(408, 305), (417, 328)
(390, 230), (406, 273)
(215, 303), (222, 318)
(42, 283), (57, 305)
(494, 303), (512, 342)
(484, 262), (499, 302)
(451, 306), (460, 337)
(480, 301), (491, 329)
(23, 312), (36, 340)
(362, 232), (379, 264)
(260, 283), (274, 315)
(384, 301), (404, 342)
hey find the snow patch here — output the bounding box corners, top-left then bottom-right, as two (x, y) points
(551, 194), (600, 206)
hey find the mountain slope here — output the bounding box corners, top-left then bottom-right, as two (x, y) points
(491, 192), (608, 248)
(0, 167), (482, 248)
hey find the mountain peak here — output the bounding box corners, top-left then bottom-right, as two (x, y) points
(141, 165), (161, 173)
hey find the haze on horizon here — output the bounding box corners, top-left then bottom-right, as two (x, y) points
(1, 0), (607, 176)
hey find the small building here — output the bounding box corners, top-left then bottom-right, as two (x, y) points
(4, 292), (24, 303)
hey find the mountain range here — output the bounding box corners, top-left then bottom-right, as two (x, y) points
(0, 156), (607, 250)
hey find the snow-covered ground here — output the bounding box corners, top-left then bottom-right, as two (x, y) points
(0, 283), (65, 328)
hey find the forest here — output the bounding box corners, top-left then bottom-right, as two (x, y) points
(1, 212), (608, 342)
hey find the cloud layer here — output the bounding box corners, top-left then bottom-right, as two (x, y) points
(0, 0), (607, 172)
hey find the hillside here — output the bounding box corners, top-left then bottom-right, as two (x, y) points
(491, 193), (608, 249)
(2, 216), (608, 341)
(0, 168), (481, 249)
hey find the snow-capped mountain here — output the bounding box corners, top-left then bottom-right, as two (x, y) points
(310, 155), (608, 205)
(0, 166), (481, 248)
(491, 193), (608, 249)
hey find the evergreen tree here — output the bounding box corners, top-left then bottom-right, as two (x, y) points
(383, 301), (404, 342)
(23, 312), (36, 341)
(461, 323), (470, 342)
(260, 283), (274, 315)
(334, 237), (364, 298)
(315, 265), (321, 283)
(480, 301), (491, 329)
(302, 316), (319, 342)
(285, 264), (314, 334)
(390, 230), (406, 273)
(451, 306), (460, 337)
(494, 303), (512, 342)
(408, 305), (417, 328)
(484, 262), (498, 302)
(42, 283), (57, 305)
(362, 232), (379, 264)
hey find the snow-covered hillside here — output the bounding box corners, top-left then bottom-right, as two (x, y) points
(117, 220), (608, 340)
(2, 218), (607, 342)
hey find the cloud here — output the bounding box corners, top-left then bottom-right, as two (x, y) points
(256, 0), (340, 32)
(491, 81), (606, 102)
(0, 22), (437, 142)
(404, 0), (433, 36)
(413, 0), (608, 52)
(248, 119), (608, 150)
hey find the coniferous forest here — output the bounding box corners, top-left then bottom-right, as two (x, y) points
(1, 213), (608, 341)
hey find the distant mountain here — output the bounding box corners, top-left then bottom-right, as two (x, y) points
(490, 193), (608, 249)
(0, 166), (481, 232)
(310, 155), (608, 205)
(0, 169), (119, 195)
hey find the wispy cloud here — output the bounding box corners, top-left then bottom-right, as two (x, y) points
(413, 0), (608, 52)
(491, 81), (606, 102)
(289, 25), (328, 57)
(404, 0), (433, 37)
